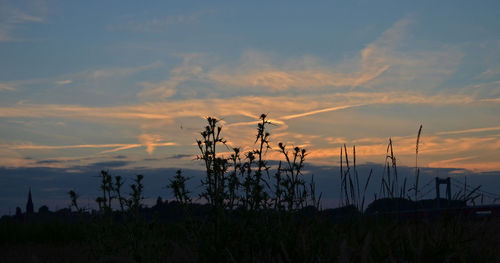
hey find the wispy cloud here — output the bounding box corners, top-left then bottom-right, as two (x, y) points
(0, 6), (44, 42)
(5, 141), (176, 155)
(207, 66), (389, 91)
(2, 13), (497, 174)
(437, 126), (500, 135)
(428, 157), (500, 172)
(106, 10), (213, 32)
(0, 92), (475, 124)
(0, 61), (163, 98)
(202, 16), (460, 94)
(0, 91), (476, 125)
(89, 61), (162, 79)
(224, 104), (364, 128)
(8, 143), (142, 150)
(481, 98), (500, 103)
(301, 134), (500, 171)
(0, 83), (16, 92)
(205, 44), (391, 92)
(54, 80), (72, 85)
(138, 133), (172, 155)
(477, 67), (500, 79)
(137, 56), (201, 100)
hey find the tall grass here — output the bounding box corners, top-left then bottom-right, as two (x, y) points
(414, 124), (423, 201)
(339, 144), (372, 212)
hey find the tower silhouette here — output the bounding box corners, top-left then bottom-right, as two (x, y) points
(26, 187), (34, 215)
(435, 177), (451, 208)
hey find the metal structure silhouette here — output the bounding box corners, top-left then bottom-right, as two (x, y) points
(435, 177), (451, 208)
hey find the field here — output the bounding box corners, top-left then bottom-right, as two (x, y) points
(1, 116), (498, 262)
(1, 211), (500, 262)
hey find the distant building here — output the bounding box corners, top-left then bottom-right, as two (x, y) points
(38, 205), (49, 214)
(15, 207), (22, 218)
(26, 187), (34, 215)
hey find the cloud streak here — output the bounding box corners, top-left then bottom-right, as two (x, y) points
(0, 92), (476, 125)
(137, 56), (200, 100)
(0, 83), (16, 92)
(438, 126), (500, 135)
(0, 5), (44, 42)
(202, 16), (460, 95)
(54, 80), (72, 85)
(106, 10), (213, 32)
(5, 141), (176, 154)
(281, 104), (365, 120)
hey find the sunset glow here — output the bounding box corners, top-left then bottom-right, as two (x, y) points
(1, 1), (499, 214)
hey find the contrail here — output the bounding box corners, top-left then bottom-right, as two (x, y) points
(7, 142), (177, 154)
(280, 104), (364, 120)
(437, 126), (500, 135)
(227, 104), (364, 127)
(227, 119), (285, 127)
(8, 143), (139, 150)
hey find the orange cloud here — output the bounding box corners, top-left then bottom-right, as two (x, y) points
(207, 67), (389, 91)
(429, 157), (500, 172)
(8, 143), (141, 150)
(138, 134), (175, 155)
(5, 140), (176, 155)
(204, 16), (460, 95)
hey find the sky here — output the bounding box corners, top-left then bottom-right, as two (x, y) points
(1, 0), (500, 214)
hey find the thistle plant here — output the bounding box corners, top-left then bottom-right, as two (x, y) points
(278, 142), (308, 210)
(241, 150), (256, 210)
(250, 114), (272, 210)
(113, 175), (126, 212)
(128, 174), (144, 213)
(240, 114), (272, 210)
(227, 147), (241, 209)
(168, 169), (192, 206)
(197, 117), (228, 210)
(96, 170), (114, 213)
(273, 161), (284, 210)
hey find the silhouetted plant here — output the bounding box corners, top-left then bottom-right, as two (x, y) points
(309, 174), (322, 209)
(167, 169), (192, 206)
(413, 125), (423, 201)
(28, 115), (500, 262)
(273, 161), (284, 210)
(278, 142), (308, 210)
(250, 114), (272, 210)
(96, 170), (114, 213)
(380, 139), (404, 199)
(68, 190), (82, 212)
(340, 144), (372, 211)
(227, 147), (241, 209)
(240, 150), (255, 209)
(239, 114), (273, 210)
(113, 175), (126, 212)
(128, 174), (144, 212)
(197, 117), (228, 210)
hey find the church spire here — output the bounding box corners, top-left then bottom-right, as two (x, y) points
(26, 187), (34, 215)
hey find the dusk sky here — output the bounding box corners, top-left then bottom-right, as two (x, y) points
(1, 1), (499, 214)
